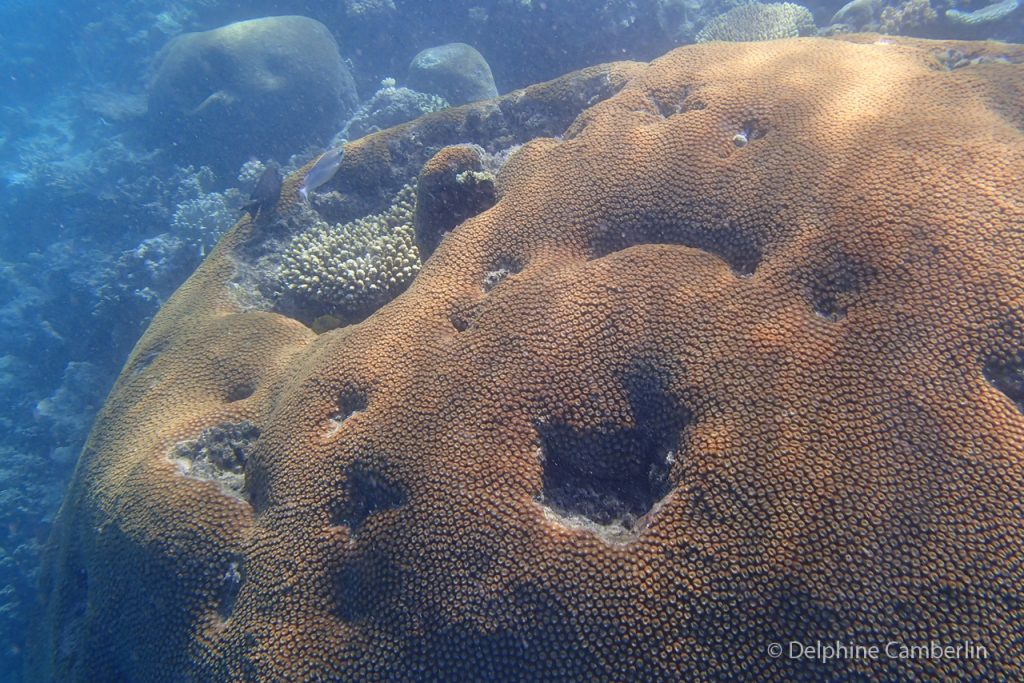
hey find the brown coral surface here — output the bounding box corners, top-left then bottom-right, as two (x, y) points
(30, 37), (1024, 681)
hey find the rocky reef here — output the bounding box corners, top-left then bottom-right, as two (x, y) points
(26, 35), (1024, 682)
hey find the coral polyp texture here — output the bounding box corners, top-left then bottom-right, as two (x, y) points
(30, 37), (1024, 681)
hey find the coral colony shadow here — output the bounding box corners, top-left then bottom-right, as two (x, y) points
(0, 0), (1021, 681)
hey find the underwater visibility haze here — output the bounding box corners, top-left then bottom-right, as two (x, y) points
(1, 0), (1023, 681)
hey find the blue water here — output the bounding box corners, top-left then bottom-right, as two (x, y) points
(0, 0), (1021, 680)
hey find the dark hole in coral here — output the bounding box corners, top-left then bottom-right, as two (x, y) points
(173, 421), (260, 501)
(216, 556), (245, 622)
(732, 118), (769, 147)
(801, 252), (877, 322)
(128, 339), (169, 377)
(536, 367), (689, 538)
(246, 467), (271, 516)
(226, 384), (255, 402)
(649, 86), (701, 118)
(590, 213), (762, 276)
(483, 257), (523, 292)
(451, 312), (471, 332)
(330, 390), (368, 427)
(414, 150), (498, 260)
(984, 350), (1024, 413)
(332, 464), (407, 533)
(449, 300), (482, 333)
(933, 48), (987, 71)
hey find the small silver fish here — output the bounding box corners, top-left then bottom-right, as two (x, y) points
(300, 146), (345, 201)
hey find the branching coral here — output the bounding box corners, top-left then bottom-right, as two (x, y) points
(340, 84), (449, 141)
(879, 0), (938, 34)
(274, 184), (420, 322)
(169, 165), (246, 256)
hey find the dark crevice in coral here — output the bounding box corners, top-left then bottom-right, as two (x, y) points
(732, 119), (769, 148)
(649, 86), (703, 118)
(450, 299), (482, 333)
(226, 384), (255, 402)
(483, 257), (523, 292)
(172, 421), (260, 501)
(326, 390), (369, 436)
(536, 366), (689, 543)
(336, 390), (369, 422)
(127, 339), (169, 377)
(984, 351), (1024, 413)
(331, 463), (407, 533)
(932, 49), (1023, 71)
(246, 467), (271, 516)
(589, 214), (762, 276)
(798, 251), (877, 322)
(215, 556), (245, 622)
(309, 68), (630, 231)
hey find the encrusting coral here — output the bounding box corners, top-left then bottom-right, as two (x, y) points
(29, 37), (1024, 681)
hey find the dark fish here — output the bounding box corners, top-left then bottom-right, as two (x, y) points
(242, 163), (282, 218)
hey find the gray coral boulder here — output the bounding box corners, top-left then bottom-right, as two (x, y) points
(696, 2), (817, 42)
(147, 16), (358, 172)
(407, 43), (499, 106)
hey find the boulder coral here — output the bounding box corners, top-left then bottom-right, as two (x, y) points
(29, 37), (1024, 681)
(696, 2), (816, 42)
(414, 144), (499, 260)
(147, 16), (358, 173)
(407, 43), (499, 106)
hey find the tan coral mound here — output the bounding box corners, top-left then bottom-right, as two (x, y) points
(31, 37), (1024, 681)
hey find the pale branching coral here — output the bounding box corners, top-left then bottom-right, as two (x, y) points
(275, 184), (420, 321)
(696, 2), (816, 42)
(171, 192), (240, 257)
(170, 165), (245, 256)
(879, 0), (938, 34)
(236, 159), (267, 193)
(340, 86), (449, 141)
